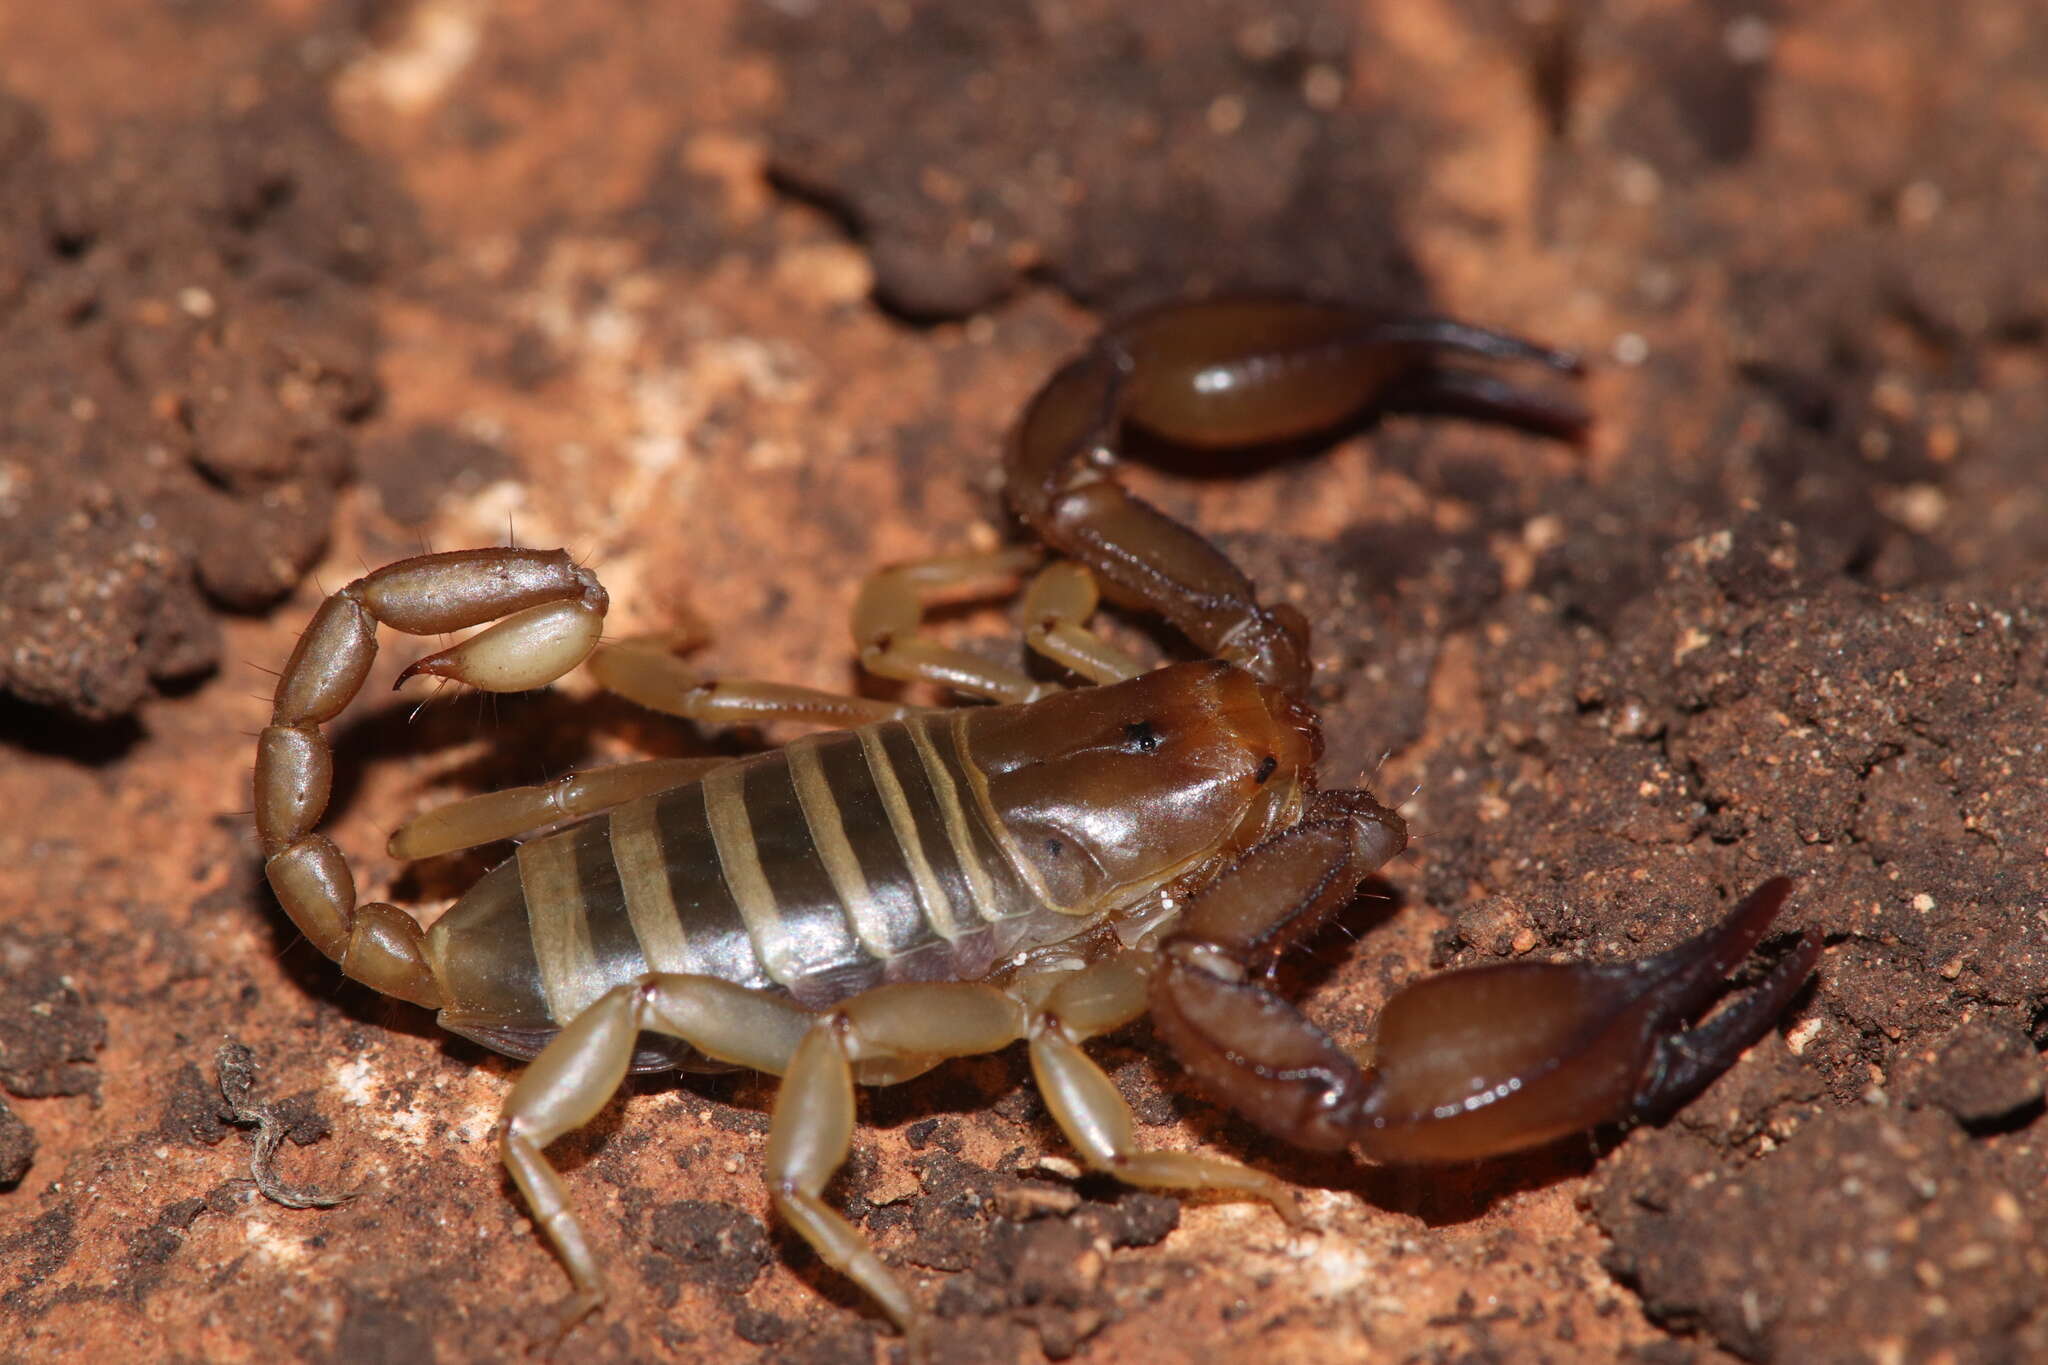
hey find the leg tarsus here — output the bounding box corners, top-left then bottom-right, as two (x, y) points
(762, 983), (1035, 1335)
(766, 1023), (923, 1333)
(851, 548), (1052, 703)
(500, 976), (817, 1336)
(1019, 560), (1148, 684)
(502, 1126), (608, 1335)
(499, 986), (643, 1328)
(591, 636), (914, 728)
(1029, 1015), (1301, 1223)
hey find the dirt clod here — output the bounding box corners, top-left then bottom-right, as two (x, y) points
(1595, 1110), (2048, 1363)
(907, 1144), (1184, 1359)
(0, 1097), (34, 1187)
(647, 1199), (773, 1295)
(753, 2), (1427, 318)
(0, 51), (402, 718)
(0, 960), (105, 1101)
(1899, 1021), (2046, 1130)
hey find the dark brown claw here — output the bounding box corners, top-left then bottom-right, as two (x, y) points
(1626, 884), (1824, 1121)
(1151, 879), (1818, 1165)
(1385, 365), (1593, 444)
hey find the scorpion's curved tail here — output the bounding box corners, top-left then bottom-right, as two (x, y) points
(253, 548), (610, 1007)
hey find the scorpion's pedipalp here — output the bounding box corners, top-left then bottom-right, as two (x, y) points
(1009, 341), (1314, 697)
(1383, 365), (1593, 443)
(1153, 877), (1817, 1165)
(1331, 316), (1586, 374)
(1107, 299), (1582, 448)
(1006, 297), (1585, 699)
(1627, 887), (1824, 1120)
(1169, 791), (1408, 966)
(1151, 950), (1370, 1153)
(1147, 786), (1412, 1152)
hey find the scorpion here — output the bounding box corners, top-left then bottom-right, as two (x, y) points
(253, 297), (1821, 1344)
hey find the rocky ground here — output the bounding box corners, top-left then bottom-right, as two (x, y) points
(2, 2), (2044, 1362)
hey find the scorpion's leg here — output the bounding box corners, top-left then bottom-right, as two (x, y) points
(591, 635), (916, 728)
(852, 547), (1056, 703)
(257, 548), (608, 1006)
(1020, 953), (1301, 1220)
(765, 981), (1036, 1334)
(504, 977), (1035, 1336)
(500, 974), (817, 1331)
(768, 967), (1312, 1332)
(387, 756), (741, 859)
(1018, 560), (1146, 684)
(1153, 853), (1821, 1163)
(1007, 298), (1587, 697)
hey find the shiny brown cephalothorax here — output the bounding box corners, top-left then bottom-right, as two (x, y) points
(252, 297), (1819, 1346)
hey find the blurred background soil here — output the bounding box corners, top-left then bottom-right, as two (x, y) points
(2, 2), (2045, 1362)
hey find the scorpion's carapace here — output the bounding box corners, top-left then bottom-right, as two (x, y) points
(251, 296), (1811, 1344)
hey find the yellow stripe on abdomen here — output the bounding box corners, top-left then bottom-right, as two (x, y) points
(609, 795), (693, 972)
(702, 763), (803, 985)
(518, 828), (605, 1021)
(855, 724), (962, 942)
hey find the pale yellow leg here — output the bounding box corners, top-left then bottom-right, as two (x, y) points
(1026, 954), (1301, 1222)
(765, 982), (1030, 1337)
(591, 635), (914, 728)
(505, 958), (1296, 1346)
(498, 976), (815, 1333)
(388, 757), (739, 859)
(1020, 560), (1147, 684)
(852, 548), (1053, 703)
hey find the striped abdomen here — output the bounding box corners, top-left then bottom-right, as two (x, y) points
(423, 711), (1069, 1062)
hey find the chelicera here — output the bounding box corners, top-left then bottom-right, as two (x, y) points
(251, 297), (1819, 1345)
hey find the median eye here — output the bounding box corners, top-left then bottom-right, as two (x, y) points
(1122, 720), (1163, 754)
